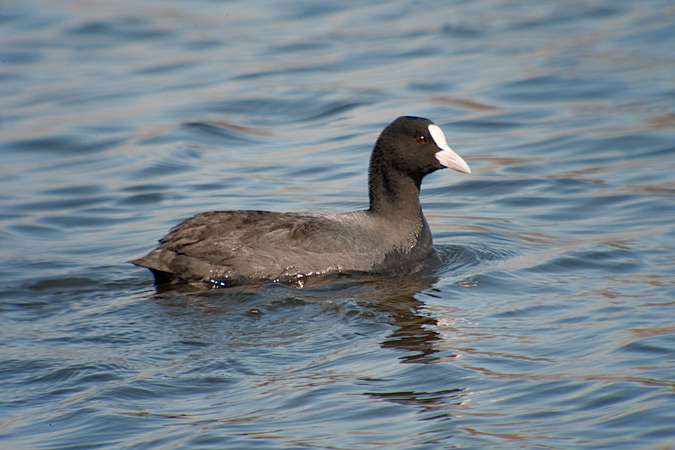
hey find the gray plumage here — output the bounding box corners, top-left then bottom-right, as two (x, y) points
(132, 116), (470, 287)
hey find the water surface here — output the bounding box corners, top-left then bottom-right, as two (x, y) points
(1, 1), (674, 449)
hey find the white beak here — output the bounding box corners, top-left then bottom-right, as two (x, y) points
(429, 124), (471, 174)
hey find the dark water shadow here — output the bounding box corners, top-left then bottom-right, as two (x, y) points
(144, 271), (464, 418)
(136, 244), (491, 420)
(142, 241), (495, 363)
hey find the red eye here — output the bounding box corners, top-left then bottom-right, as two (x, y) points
(415, 135), (426, 144)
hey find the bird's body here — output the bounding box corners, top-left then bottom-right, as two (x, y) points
(132, 116), (470, 287)
(135, 209), (434, 286)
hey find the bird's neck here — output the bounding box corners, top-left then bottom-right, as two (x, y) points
(367, 165), (424, 221)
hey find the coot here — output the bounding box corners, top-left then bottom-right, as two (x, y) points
(132, 116), (471, 287)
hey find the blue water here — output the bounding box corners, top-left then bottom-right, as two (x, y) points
(2, 0), (674, 448)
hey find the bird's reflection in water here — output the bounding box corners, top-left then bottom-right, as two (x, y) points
(150, 269), (461, 364)
(348, 274), (467, 416)
(356, 274), (446, 363)
(149, 269), (468, 417)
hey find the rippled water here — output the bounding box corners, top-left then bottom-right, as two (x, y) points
(2, 1), (674, 449)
